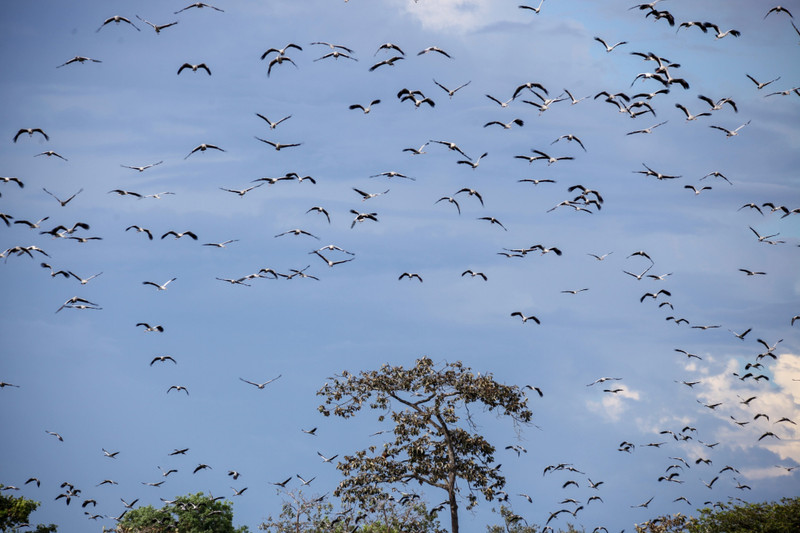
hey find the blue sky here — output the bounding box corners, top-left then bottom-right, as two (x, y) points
(1, 0), (799, 531)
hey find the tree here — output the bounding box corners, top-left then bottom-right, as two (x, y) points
(317, 357), (534, 533)
(258, 489), (443, 533)
(115, 492), (249, 533)
(0, 486), (58, 532)
(637, 497), (800, 533)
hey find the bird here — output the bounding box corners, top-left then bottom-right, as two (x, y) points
(301, 427), (318, 435)
(746, 74), (781, 90)
(57, 56), (102, 68)
(306, 206), (331, 223)
(14, 216), (48, 231)
(239, 376), (282, 389)
(435, 196), (461, 214)
(417, 46), (451, 58)
(749, 226), (781, 243)
(461, 270), (487, 280)
(35, 150), (68, 161)
(562, 288), (589, 294)
(108, 189), (144, 199)
(161, 230), (198, 240)
(675, 103), (711, 121)
(314, 49), (357, 61)
(485, 94), (515, 108)
(260, 43), (303, 59)
(143, 278), (177, 291)
(137, 323), (165, 333)
(403, 142), (429, 155)
(254, 137), (303, 151)
(275, 228), (319, 240)
(369, 56), (404, 71)
(349, 100), (381, 113)
(706, 24), (741, 39)
(433, 79), (471, 98)
(739, 268), (766, 276)
(594, 36), (628, 52)
(125, 226), (153, 240)
(697, 95), (738, 113)
(102, 448), (119, 458)
(454, 188), (484, 206)
(399, 272), (423, 282)
(97, 15), (139, 32)
(46, 430), (64, 441)
(623, 265), (653, 280)
(518, 178), (556, 185)
(174, 2), (224, 14)
(168, 386), (190, 395)
(485, 119), (523, 129)
(530, 150), (574, 166)
(511, 312), (540, 324)
(266, 55), (298, 76)
(477, 217), (507, 231)
(709, 120), (751, 137)
(135, 16), (178, 33)
(552, 134), (586, 151)
(185, 144), (225, 159)
(370, 170), (413, 180)
(350, 210), (378, 228)
(684, 185), (712, 195)
(55, 296), (99, 313)
(519, 0), (545, 14)
(121, 161), (163, 172)
(587, 252), (613, 261)
(640, 289), (671, 302)
(220, 184), (264, 197)
(353, 188), (389, 201)
(317, 451), (338, 463)
(150, 356), (177, 366)
(13, 128), (49, 142)
(765, 6), (794, 18)
(457, 152), (488, 169)
(68, 271), (103, 285)
(255, 113), (292, 129)
(627, 120), (668, 135)
(203, 239), (238, 248)
(311, 251), (354, 268)
(177, 63), (211, 75)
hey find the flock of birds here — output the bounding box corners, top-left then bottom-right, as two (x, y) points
(1, 1), (799, 532)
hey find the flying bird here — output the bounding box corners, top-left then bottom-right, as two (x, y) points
(239, 376), (282, 389)
(594, 36), (628, 52)
(746, 74), (781, 89)
(511, 312), (540, 324)
(349, 100), (381, 113)
(174, 2), (224, 14)
(150, 356), (177, 366)
(57, 56), (102, 68)
(162, 230), (198, 240)
(178, 63), (211, 75)
(142, 278), (177, 291)
(185, 143), (225, 159)
(399, 272), (423, 282)
(709, 120), (751, 137)
(136, 16), (178, 33)
(254, 137), (303, 151)
(13, 128), (49, 142)
(97, 15), (139, 32)
(168, 386), (190, 395)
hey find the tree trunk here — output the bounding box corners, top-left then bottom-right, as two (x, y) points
(449, 489), (459, 533)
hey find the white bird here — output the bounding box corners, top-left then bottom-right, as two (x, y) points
(177, 63), (211, 75)
(174, 2), (224, 14)
(417, 46), (451, 58)
(746, 74), (780, 89)
(433, 79), (471, 98)
(485, 94), (514, 108)
(675, 103), (711, 121)
(57, 56), (102, 68)
(511, 312), (540, 324)
(255, 113), (292, 129)
(239, 376), (282, 389)
(135, 16), (178, 33)
(594, 36), (627, 52)
(353, 188), (389, 200)
(137, 323), (165, 332)
(519, 0), (545, 14)
(68, 271), (103, 285)
(185, 144), (225, 159)
(627, 121), (668, 135)
(13, 128), (49, 142)
(121, 161), (163, 172)
(709, 120), (751, 137)
(254, 137), (303, 151)
(349, 100), (381, 114)
(97, 15), (140, 32)
(203, 239), (238, 248)
(684, 185), (712, 195)
(275, 228), (320, 240)
(142, 278), (177, 291)
(220, 183), (264, 196)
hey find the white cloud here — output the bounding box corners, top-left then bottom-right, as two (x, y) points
(395, 0), (516, 33)
(587, 387), (641, 422)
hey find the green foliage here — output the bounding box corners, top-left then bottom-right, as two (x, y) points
(637, 498), (800, 533)
(116, 492), (249, 533)
(258, 489), (443, 533)
(0, 486), (57, 532)
(485, 505), (584, 533)
(317, 357), (533, 533)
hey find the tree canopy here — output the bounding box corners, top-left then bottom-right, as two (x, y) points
(317, 356), (534, 533)
(115, 492), (249, 533)
(0, 486), (57, 533)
